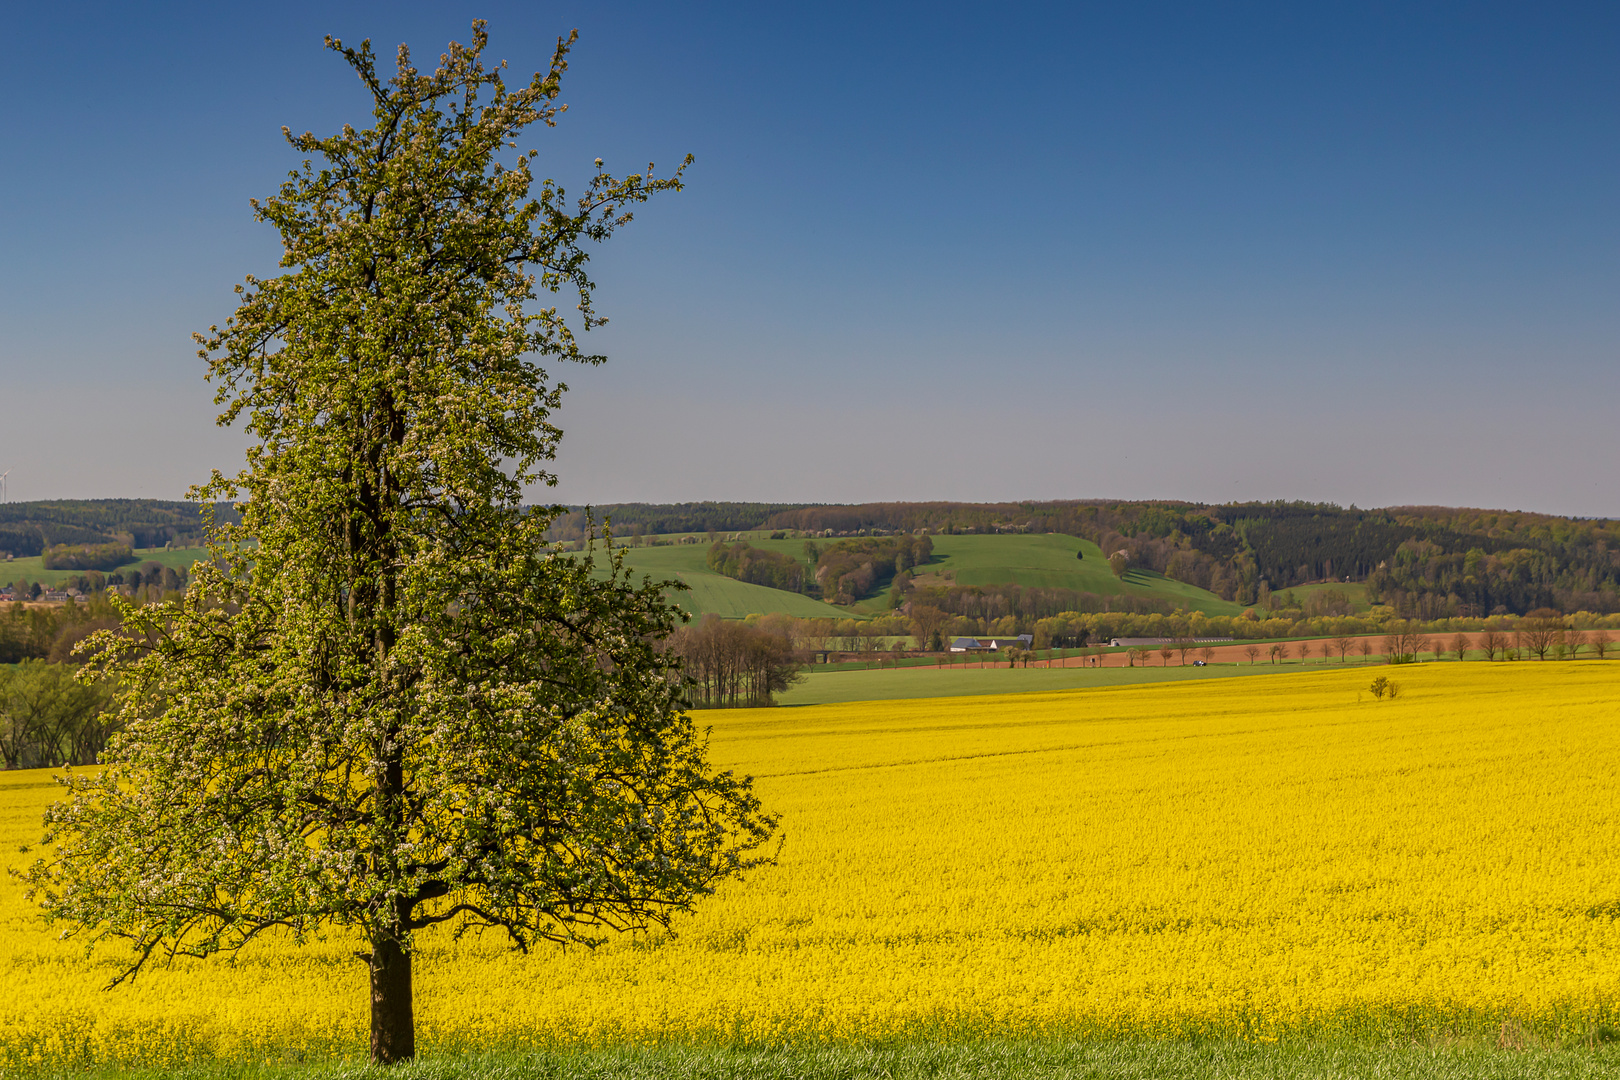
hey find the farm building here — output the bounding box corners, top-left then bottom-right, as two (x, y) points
(949, 635), (1035, 653)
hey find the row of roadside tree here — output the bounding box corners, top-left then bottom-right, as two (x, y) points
(772, 605), (1620, 656)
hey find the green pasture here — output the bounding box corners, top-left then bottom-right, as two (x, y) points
(774, 656), (1380, 706)
(783, 646), (1547, 704)
(662, 571), (850, 619)
(814, 647), (1074, 672)
(3, 546), (210, 588)
(1270, 581), (1374, 613)
(883, 533), (1242, 617)
(594, 531), (1242, 621)
(590, 542), (850, 620)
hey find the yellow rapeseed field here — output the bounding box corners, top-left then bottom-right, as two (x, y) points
(3, 662), (1619, 1066)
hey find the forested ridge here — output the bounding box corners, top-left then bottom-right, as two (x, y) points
(552, 500), (1620, 616)
(0, 500), (238, 559)
(6, 498), (1615, 617)
(544, 502), (812, 541)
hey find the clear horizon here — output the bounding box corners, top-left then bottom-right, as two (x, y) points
(3, 2), (1616, 518)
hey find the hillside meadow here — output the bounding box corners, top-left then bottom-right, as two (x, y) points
(4, 663), (1620, 1073)
(902, 533), (1241, 616)
(595, 532), (1239, 620)
(1276, 581), (1374, 613)
(587, 540), (850, 619)
(776, 654), (1326, 705)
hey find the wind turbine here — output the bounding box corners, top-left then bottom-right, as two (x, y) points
(0, 468), (10, 502)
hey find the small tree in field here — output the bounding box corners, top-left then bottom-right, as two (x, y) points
(1591, 631), (1612, 660)
(1381, 621), (1423, 664)
(1520, 611), (1564, 660)
(1451, 633), (1469, 662)
(23, 26), (775, 1066)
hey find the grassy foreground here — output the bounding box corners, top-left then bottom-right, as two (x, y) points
(22, 1040), (1620, 1080)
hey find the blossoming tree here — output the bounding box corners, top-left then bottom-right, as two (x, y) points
(23, 24), (775, 1065)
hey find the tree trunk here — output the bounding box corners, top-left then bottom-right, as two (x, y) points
(369, 932), (415, 1064)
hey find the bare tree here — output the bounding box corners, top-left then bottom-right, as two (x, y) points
(1451, 633), (1470, 661)
(670, 615), (804, 707)
(909, 604), (948, 653)
(1566, 630), (1586, 660)
(1245, 644), (1260, 665)
(1590, 630), (1611, 660)
(1159, 645), (1174, 667)
(1382, 621), (1424, 663)
(801, 618), (833, 657)
(1519, 612), (1564, 661)
(858, 622), (883, 662)
(1332, 634), (1356, 662)
(1200, 646), (1215, 664)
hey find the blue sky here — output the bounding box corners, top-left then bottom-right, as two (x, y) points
(2, 2), (1617, 515)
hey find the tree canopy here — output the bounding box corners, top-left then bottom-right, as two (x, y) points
(23, 24), (775, 1066)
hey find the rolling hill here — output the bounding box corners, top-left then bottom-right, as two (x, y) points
(588, 541), (852, 619)
(595, 532), (1240, 620)
(902, 533), (1242, 617)
(561, 500), (1620, 616)
(3, 546), (211, 589)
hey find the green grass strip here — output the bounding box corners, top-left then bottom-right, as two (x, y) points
(17, 1039), (1620, 1080)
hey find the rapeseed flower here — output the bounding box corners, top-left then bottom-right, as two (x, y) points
(2, 663), (1617, 1065)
